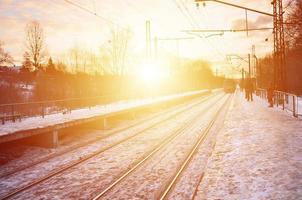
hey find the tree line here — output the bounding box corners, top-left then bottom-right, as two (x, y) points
(0, 21), (222, 104)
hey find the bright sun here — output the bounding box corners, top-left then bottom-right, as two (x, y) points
(137, 63), (166, 85)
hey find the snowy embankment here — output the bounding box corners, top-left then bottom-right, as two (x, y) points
(9, 93), (224, 200)
(195, 92), (302, 200)
(0, 94), (215, 197)
(0, 90), (208, 137)
(100, 95), (229, 200)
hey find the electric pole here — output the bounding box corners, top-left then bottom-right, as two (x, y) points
(146, 20), (151, 62)
(248, 53), (251, 78)
(154, 36), (158, 60)
(252, 45), (255, 77)
(195, 0), (287, 91)
(272, 0), (286, 91)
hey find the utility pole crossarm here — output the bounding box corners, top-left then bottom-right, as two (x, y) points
(195, 0), (274, 17)
(182, 28), (273, 33)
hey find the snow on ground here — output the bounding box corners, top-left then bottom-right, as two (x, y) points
(9, 94), (224, 200)
(0, 90), (208, 137)
(0, 95), (210, 197)
(166, 93), (232, 200)
(0, 96), (203, 176)
(297, 96), (302, 117)
(195, 91), (302, 200)
(100, 95), (229, 200)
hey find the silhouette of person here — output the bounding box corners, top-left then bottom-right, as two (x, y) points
(245, 78), (254, 101)
(267, 83), (274, 107)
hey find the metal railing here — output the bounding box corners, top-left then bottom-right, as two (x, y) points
(0, 94), (126, 124)
(256, 88), (267, 99)
(256, 88), (302, 118)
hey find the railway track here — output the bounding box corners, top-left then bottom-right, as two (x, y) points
(159, 93), (233, 200)
(0, 93), (211, 179)
(0, 92), (223, 200)
(91, 94), (231, 200)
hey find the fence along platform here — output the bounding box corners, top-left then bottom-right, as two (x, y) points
(256, 88), (302, 118)
(0, 90), (211, 148)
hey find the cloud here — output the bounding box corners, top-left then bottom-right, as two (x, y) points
(0, 0), (277, 64)
(254, 16), (272, 26)
(232, 15), (272, 30)
(0, 0), (111, 61)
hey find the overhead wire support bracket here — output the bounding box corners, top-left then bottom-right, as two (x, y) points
(227, 54), (249, 63)
(182, 27), (274, 33)
(195, 0), (274, 17)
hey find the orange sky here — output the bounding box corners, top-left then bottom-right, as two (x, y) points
(0, 0), (290, 76)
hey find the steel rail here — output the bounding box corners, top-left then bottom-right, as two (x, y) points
(0, 92), (222, 200)
(159, 94), (232, 200)
(190, 92), (236, 200)
(91, 94), (228, 200)
(0, 94), (211, 179)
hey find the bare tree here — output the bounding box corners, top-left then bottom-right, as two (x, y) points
(21, 51), (33, 71)
(108, 27), (132, 75)
(25, 21), (45, 70)
(70, 45), (80, 73)
(0, 41), (13, 66)
(285, 1), (302, 49)
(69, 45), (90, 73)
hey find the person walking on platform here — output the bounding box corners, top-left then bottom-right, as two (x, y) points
(267, 83), (274, 107)
(244, 79), (248, 100)
(245, 78), (253, 101)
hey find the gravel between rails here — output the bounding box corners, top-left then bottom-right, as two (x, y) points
(0, 93), (213, 179)
(93, 94), (229, 200)
(1, 93), (224, 200)
(165, 93), (234, 200)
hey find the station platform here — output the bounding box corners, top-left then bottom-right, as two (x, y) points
(195, 91), (302, 200)
(0, 90), (211, 147)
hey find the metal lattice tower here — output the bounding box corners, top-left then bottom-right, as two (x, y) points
(273, 0), (286, 91)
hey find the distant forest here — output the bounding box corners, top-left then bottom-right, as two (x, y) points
(0, 59), (224, 104)
(0, 20), (224, 105)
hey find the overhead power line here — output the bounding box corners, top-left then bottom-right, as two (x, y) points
(172, 0), (227, 60)
(195, 0), (274, 17)
(172, 0), (196, 28)
(63, 0), (126, 29)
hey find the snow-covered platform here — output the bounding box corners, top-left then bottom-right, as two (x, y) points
(196, 91), (302, 200)
(0, 90), (211, 147)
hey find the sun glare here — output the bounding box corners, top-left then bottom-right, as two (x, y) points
(137, 63), (167, 86)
